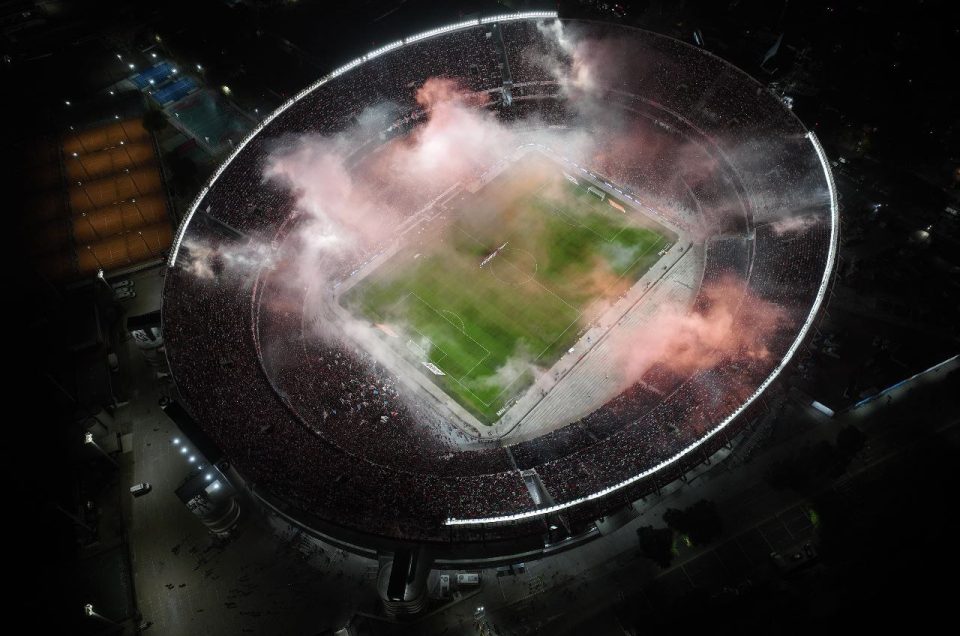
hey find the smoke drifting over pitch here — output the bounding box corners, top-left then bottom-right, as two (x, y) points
(176, 19), (821, 440)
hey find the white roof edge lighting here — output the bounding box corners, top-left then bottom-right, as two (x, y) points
(163, 12), (839, 530)
(167, 11), (559, 267)
(444, 131), (839, 526)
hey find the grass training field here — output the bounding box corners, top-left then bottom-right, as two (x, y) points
(342, 152), (675, 423)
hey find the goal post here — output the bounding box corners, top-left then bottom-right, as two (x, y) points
(587, 185), (606, 200)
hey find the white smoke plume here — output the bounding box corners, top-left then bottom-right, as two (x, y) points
(179, 237), (275, 280)
(173, 22), (826, 441)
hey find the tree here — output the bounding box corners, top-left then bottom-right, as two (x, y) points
(637, 525), (674, 568)
(663, 499), (723, 546)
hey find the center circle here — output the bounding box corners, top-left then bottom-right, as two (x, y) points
(486, 248), (538, 286)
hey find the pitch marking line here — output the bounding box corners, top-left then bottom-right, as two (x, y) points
(407, 291), (496, 406)
(455, 225), (582, 319)
(451, 225), (585, 406)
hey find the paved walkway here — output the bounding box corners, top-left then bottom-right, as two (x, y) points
(119, 335), (376, 635)
(392, 364), (959, 635)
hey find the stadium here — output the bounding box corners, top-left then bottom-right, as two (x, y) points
(162, 10), (837, 564)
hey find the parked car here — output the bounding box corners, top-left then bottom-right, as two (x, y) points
(115, 288), (137, 300)
(130, 482), (152, 497)
(111, 279), (134, 289)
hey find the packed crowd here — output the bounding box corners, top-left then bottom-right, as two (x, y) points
(164, 19), (834, 540)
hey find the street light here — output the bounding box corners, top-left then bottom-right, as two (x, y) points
(77, 182), (96, 209)
(86, 246), (105, 269)
(130, 197), (146, 224)
(137, 230), (152, 255)
(84, 431), (117, 466)
(96, 268), (112, 291)
(118, 139), (138, 169)
(84, 603), (118, 625)
(74, 154), (91, 179)
(72, 127), (89, 153)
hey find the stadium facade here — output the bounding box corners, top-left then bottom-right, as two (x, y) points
(162, 12), (837, 564)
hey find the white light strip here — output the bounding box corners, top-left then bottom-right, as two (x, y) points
(365, 40), (404, 60)
(167, 11), (558, 267)
(480, 11), (558, 24)
(445, 131), (840, 525)
(405, 19), (480, 45)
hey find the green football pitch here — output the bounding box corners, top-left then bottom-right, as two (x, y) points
(341, 152), (676, 423)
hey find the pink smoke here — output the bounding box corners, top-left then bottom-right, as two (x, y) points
(611, 275), (789, 390)
(262, 77), (512, 260)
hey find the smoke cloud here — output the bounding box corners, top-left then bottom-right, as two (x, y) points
(610, 276), (789, 392)
(172, 21), (824, 441)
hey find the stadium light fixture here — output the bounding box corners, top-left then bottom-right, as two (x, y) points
(128, 63), (135, 69)
(446, 133), (838, 527)
(84, 604), (94, 617)
(205, 473), (212, 481)
(151, 52), (157, 59)
(180, 447), (187, 454)
(165, 10), (559, 268)
(189, 455), (196, 463)
(173, 438), (180, 445)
